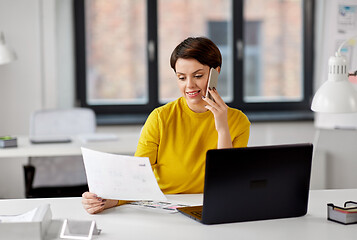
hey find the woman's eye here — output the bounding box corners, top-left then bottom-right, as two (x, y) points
(195, 75), (203, 79)
(178, 76), (185, 81)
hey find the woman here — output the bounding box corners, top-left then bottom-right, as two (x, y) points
(82, 37), (250, 214)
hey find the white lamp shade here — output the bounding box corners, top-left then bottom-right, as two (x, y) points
(0, 44), (16, 65)
(0, 32), (17, 65)
(311, 80), (357, 113)
(311, 53), (357, 113)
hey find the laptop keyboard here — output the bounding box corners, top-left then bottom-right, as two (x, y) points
(191, 211), (202, 218)
(177, 205), (203, 221)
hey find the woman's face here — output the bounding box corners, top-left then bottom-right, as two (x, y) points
(175, 58), (210, 113)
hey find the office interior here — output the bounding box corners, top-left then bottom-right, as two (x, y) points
(0, 0), (356, 199)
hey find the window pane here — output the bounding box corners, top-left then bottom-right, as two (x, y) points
(243, 0), (303, 102)
(158, 0), (233, 103)
(85, 0), (147, 105)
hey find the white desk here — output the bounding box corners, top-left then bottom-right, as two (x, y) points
(0, 133), (140, 158)
(0, 133), (140, 198)
(0, 189), (356, 240)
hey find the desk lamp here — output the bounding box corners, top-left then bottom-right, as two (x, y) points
(311, 36), (357, 113)
(310, 36), (357, 189)
(0, 31), (17, 65)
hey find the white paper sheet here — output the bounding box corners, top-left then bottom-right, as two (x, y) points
(81, 148), (167, 201)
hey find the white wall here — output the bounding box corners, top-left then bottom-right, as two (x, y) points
(0, 0), (43, 135)
(0, 0), (74, 136)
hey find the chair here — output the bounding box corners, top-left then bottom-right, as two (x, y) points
(24, 108), (96, 198)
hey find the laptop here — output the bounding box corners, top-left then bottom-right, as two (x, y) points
(177, 143), (313, 224)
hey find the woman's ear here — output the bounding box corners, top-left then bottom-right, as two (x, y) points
(215, 66), (221, 74)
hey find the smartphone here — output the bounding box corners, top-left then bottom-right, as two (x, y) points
(206, 68), (219, 101)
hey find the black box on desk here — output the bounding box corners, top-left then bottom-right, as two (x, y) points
(0, 137), (17, 148)
(328, 203), (357, 224)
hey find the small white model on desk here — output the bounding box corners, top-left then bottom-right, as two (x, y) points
(0, 204), (52, 240)
(60, 219), (101, 240)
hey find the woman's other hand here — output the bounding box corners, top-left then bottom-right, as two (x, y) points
(81, 192), (118, 214)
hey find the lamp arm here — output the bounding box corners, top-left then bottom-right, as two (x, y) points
(337, 35), (357, 54)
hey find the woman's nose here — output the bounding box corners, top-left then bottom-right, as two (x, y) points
(186, 77), (196, 88)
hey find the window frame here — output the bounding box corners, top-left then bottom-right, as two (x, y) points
(74, 0), (314, 124)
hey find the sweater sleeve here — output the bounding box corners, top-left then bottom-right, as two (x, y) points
(135, 109), (160, 166)
(117, 200), (134, 206)
(232, 112), (251, 148)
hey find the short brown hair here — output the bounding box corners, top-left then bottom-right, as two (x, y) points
(170, 37), (222, 72)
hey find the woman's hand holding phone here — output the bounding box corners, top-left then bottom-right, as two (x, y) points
(203, 87), (229, 133)
(202, 68), (232, 149)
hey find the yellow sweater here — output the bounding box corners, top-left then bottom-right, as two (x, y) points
(135, 97), (250, 194)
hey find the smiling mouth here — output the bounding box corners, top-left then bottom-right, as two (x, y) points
(186, 90), (201, 97)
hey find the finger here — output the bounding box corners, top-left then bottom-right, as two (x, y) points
(208, 88), (229, 111)
(82, 197), (105, 206)
(204, 104), (218, 114)
(87, 204), (105, 214)
(82, 192), (107, 203)
(203, 96), (227, 114)
(82, 193), (106, 207)
(203, 89), (223, 108)
(83, 205), (104, 213)
(83, 199), (105, 209)
(208, 88), (225, 105)
(83, 201), (104, 210)
(82, 192), (97, 198)
(82, 193), (106, 203)
(202, 95), (220, 109)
